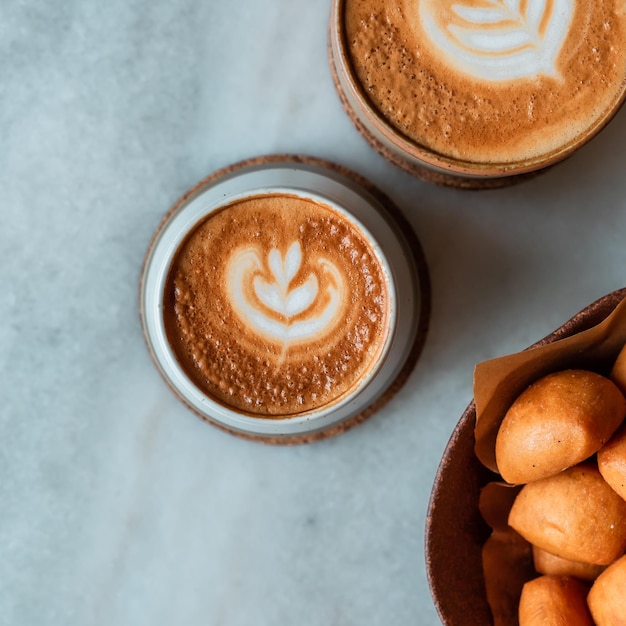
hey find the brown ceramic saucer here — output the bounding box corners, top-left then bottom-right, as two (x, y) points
(425, 287), (626, 625)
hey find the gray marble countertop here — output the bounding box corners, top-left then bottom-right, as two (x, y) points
(2, 1), (626, 625)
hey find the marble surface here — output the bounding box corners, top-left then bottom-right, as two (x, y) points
(2, 1), (626, 625)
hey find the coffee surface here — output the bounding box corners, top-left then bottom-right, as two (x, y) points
(164, 194), (392, 417)
(344, 0), (626, 164)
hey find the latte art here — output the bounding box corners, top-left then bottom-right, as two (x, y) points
(419, 0), (574, 81)
(164, 194), (392, 417)
(226, 242), (345, 344)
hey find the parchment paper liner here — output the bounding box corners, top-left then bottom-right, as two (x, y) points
(473, 292), (626, 625)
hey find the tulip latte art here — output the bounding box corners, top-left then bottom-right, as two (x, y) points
(344, 0), (626, 164)
(225, 241), (345, 345)
(164, 194), (392, 417)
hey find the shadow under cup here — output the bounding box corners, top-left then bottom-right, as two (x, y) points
(329, 0), (626, 189)
(140, 157), (430, 443)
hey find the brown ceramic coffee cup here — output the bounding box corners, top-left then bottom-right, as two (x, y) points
(329, 0), (626, 188)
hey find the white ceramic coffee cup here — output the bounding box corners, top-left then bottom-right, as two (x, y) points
(140, 157), (428, 441)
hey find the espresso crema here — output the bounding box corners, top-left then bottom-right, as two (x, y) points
(164, 194), (392, 417)
(344, 0), (626, 164)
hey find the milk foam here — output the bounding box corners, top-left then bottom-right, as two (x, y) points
(344, 0), (626, 164)
(419, 0), (574, 81)
(226, 242), (344, 344)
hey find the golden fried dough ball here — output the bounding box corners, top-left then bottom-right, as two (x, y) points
(610, 343), (626, 396)
(495, 370), (626, 484)
(587, 554), (626, 626)
(532, 545), (605, 582)
(508, 464), (626, 565)
(598, 422), (626, 502)
(518, 575), (593, 626)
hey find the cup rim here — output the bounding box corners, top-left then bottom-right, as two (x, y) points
(139, 155), (431, 442)
(329, 0), (626, 181)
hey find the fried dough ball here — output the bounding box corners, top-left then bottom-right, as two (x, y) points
(508, 464), (626, 565)
(598, 422), (626, 502)
(532, 545), (605, 582)
(587, 554), (626, 626)
(495, 370), (626, 484)
(518, 575), (593, 626)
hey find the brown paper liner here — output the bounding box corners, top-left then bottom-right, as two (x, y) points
(139, 154), (431, 445)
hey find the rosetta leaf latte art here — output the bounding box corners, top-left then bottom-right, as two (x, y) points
(419, 0), (574, 80)
(226, 241), (344, 345)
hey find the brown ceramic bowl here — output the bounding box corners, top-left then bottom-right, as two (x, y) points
(425, 287), (626, 625)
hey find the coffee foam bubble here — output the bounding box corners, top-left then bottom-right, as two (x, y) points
(164, 194), (391, 417)
(344, 0), (626, 164)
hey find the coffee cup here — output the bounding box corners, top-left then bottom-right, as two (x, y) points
(140, 156), (430, 443)
(329, 0), (626, 188)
